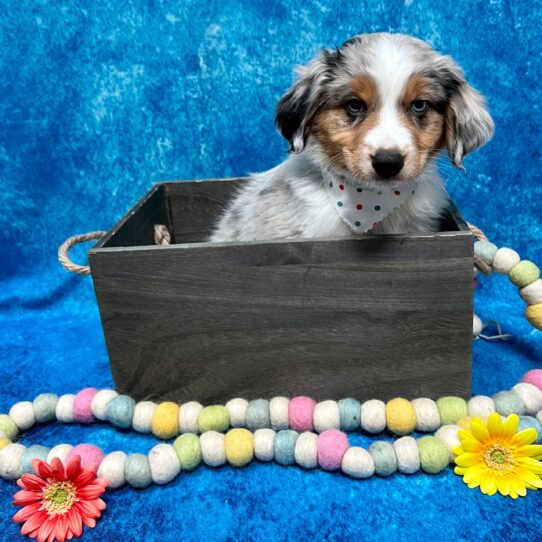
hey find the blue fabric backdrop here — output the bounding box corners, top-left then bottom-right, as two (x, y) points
(1, 1), (541, 541)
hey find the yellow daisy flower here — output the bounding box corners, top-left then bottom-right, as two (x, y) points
(453, 413), (542, 498)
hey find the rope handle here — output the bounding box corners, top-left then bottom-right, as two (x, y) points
(58, 225), (172, 275)
(57, 231), (107, 275)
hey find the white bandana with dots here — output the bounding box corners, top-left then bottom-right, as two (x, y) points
(322, 170), (418, 233)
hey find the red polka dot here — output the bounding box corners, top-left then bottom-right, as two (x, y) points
(339, 184), (345, 191)
(394, 190), (401, 195)
(356, 203), (363, 210)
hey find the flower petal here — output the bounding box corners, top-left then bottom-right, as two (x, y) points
(511, 428), (538, 447)
(463, 465), (484, 485)
(455, 453), (481, 467)
(487, 413), (503, 439)
(457, 436), (481, 453)
(20, 511), (48, 535)
(50, 458), (67, 481)
(13, 503), (43, 523)
(66, 456), (82, 480)
(75, 500), (101, 519)
(517, 444), (542, 460)
(516, 468), (542, 488)
(74, 470), (96, 488)
(495, 476), (511, 496)
(67, 508), (83, 537)
(18, 474), (46, 491)
(470, 421), (490, 444)
(94, 498), (106, 511)
(13, 489), (42, 506)
(502, 414), (520, 441)
(33, 460), (52, 480)
(480, 471), (497, 495)
(37, 517), (55, 542)
(82, 516), (96, 529)
(54, 513), (68, 542)
(77, 484), (107, 500)
(516, 456), (542, 474)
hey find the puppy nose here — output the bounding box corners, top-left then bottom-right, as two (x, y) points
(371, 150), (404, 178)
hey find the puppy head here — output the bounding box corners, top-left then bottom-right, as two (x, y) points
(275, 33), (494, 182)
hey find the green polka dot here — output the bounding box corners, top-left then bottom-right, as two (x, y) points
(337, 201), (343, 207)
(356, 188), (362, 192)
(377, 191), (382, 195)
(375, 205), (381, 211)
(354, 221), (361, 227)
(412, 189), (416, 194)
(329, 182), (333, 187)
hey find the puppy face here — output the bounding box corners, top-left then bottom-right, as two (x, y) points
(276, 34), (494, 183)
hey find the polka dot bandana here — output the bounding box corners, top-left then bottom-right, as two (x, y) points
(322, 170), (417, 233)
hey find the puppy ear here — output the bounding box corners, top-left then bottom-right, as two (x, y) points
(275, 50), (336, 152)
(435, 57), (494, 168)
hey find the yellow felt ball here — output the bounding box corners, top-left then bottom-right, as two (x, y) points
(224, 428), (254, 467)
(526, 303), (542, 330)
(0, 437), (11, 451)
(151, 402), (180, 439)
(385, 398), (417, 435)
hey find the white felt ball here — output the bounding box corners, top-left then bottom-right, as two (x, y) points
(411, 398), (441, 432)
(132, 401), (157, 433)
(91, 389), (119, 420)
(9, 402), (36, 430)
(225, 398), (249, 427)
(179, 401), (203, 434)
(537, 410), (542, 427)
(393, 436), (420, 474)
(294, 431), (318, 469)
(360, 400), (386, 433)
(55, 394), (75, 423)
(512, 383), (542, 415)
(200, 431), (226, 467)
(313, 400), (340, 433)
(341, 446), (375, 479)
(269, 397), (290, 430)
(473, 314), (483, 337)
(467, 395), (496, 418)
(47, 444), (73, 465)
(435, 425), (460, 462)
(148, 444), (180, 485)
(253, 428), (276, 462)
(97, 451), (128, 489)
(493, 248), (520, 275)
(520, 279), (542, 305)
(0, 443), (26, 480)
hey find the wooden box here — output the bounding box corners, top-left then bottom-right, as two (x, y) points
(89, 178), (473, 404)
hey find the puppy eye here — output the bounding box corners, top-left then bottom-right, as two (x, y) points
(410, 100), (429, 114)
(344, 99), (367, 116)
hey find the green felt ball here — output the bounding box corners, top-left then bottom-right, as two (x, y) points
(173, 433), (202, 471)
(418, 436), (449, 474)
(0, 415), (19, 440)
(369, 441), (397, 477)
(436, 397), (468, 425)
(198, 406), (230, 433)
(509, 261), (540, 288)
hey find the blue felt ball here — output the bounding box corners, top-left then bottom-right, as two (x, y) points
(493, 391), (525, 417)
(274, 430), (299, 466)
(369, 441), (398, 477)
(246, 399), (270, 431)
(338, 398), (361, 431)
(106, 395), (136, 429)
(125, 453), (152, 488)
(19, 445), (50, 475)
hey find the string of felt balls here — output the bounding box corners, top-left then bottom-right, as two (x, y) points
(1, 370), (542, 489)
(472, 238), (542, 333)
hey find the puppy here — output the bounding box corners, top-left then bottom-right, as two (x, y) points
(209, 33), (494, 243)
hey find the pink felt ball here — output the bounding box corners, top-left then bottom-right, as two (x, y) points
(289, 396), (317, 432)
(73, 388), (98, 423)
(317, 429), (349, 471)
(522, 369), (542, 392)
(65, 444), (105, 469)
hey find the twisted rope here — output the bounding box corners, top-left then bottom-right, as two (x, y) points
(58, 225), (172, 275)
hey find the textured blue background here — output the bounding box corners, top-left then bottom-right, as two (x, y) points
(1, 1), (541, 541)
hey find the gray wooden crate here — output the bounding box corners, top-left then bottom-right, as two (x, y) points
(89, 178), (473, 404)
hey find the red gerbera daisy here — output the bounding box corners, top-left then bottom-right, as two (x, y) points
(12, 456), (108, 542)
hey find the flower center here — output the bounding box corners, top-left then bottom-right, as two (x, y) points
(484, 444), (514, 472)
(42, 481), (77, 515)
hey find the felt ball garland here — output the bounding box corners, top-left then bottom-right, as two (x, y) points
(472, 239), (542, 332)
(1, 373), (542, 489)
